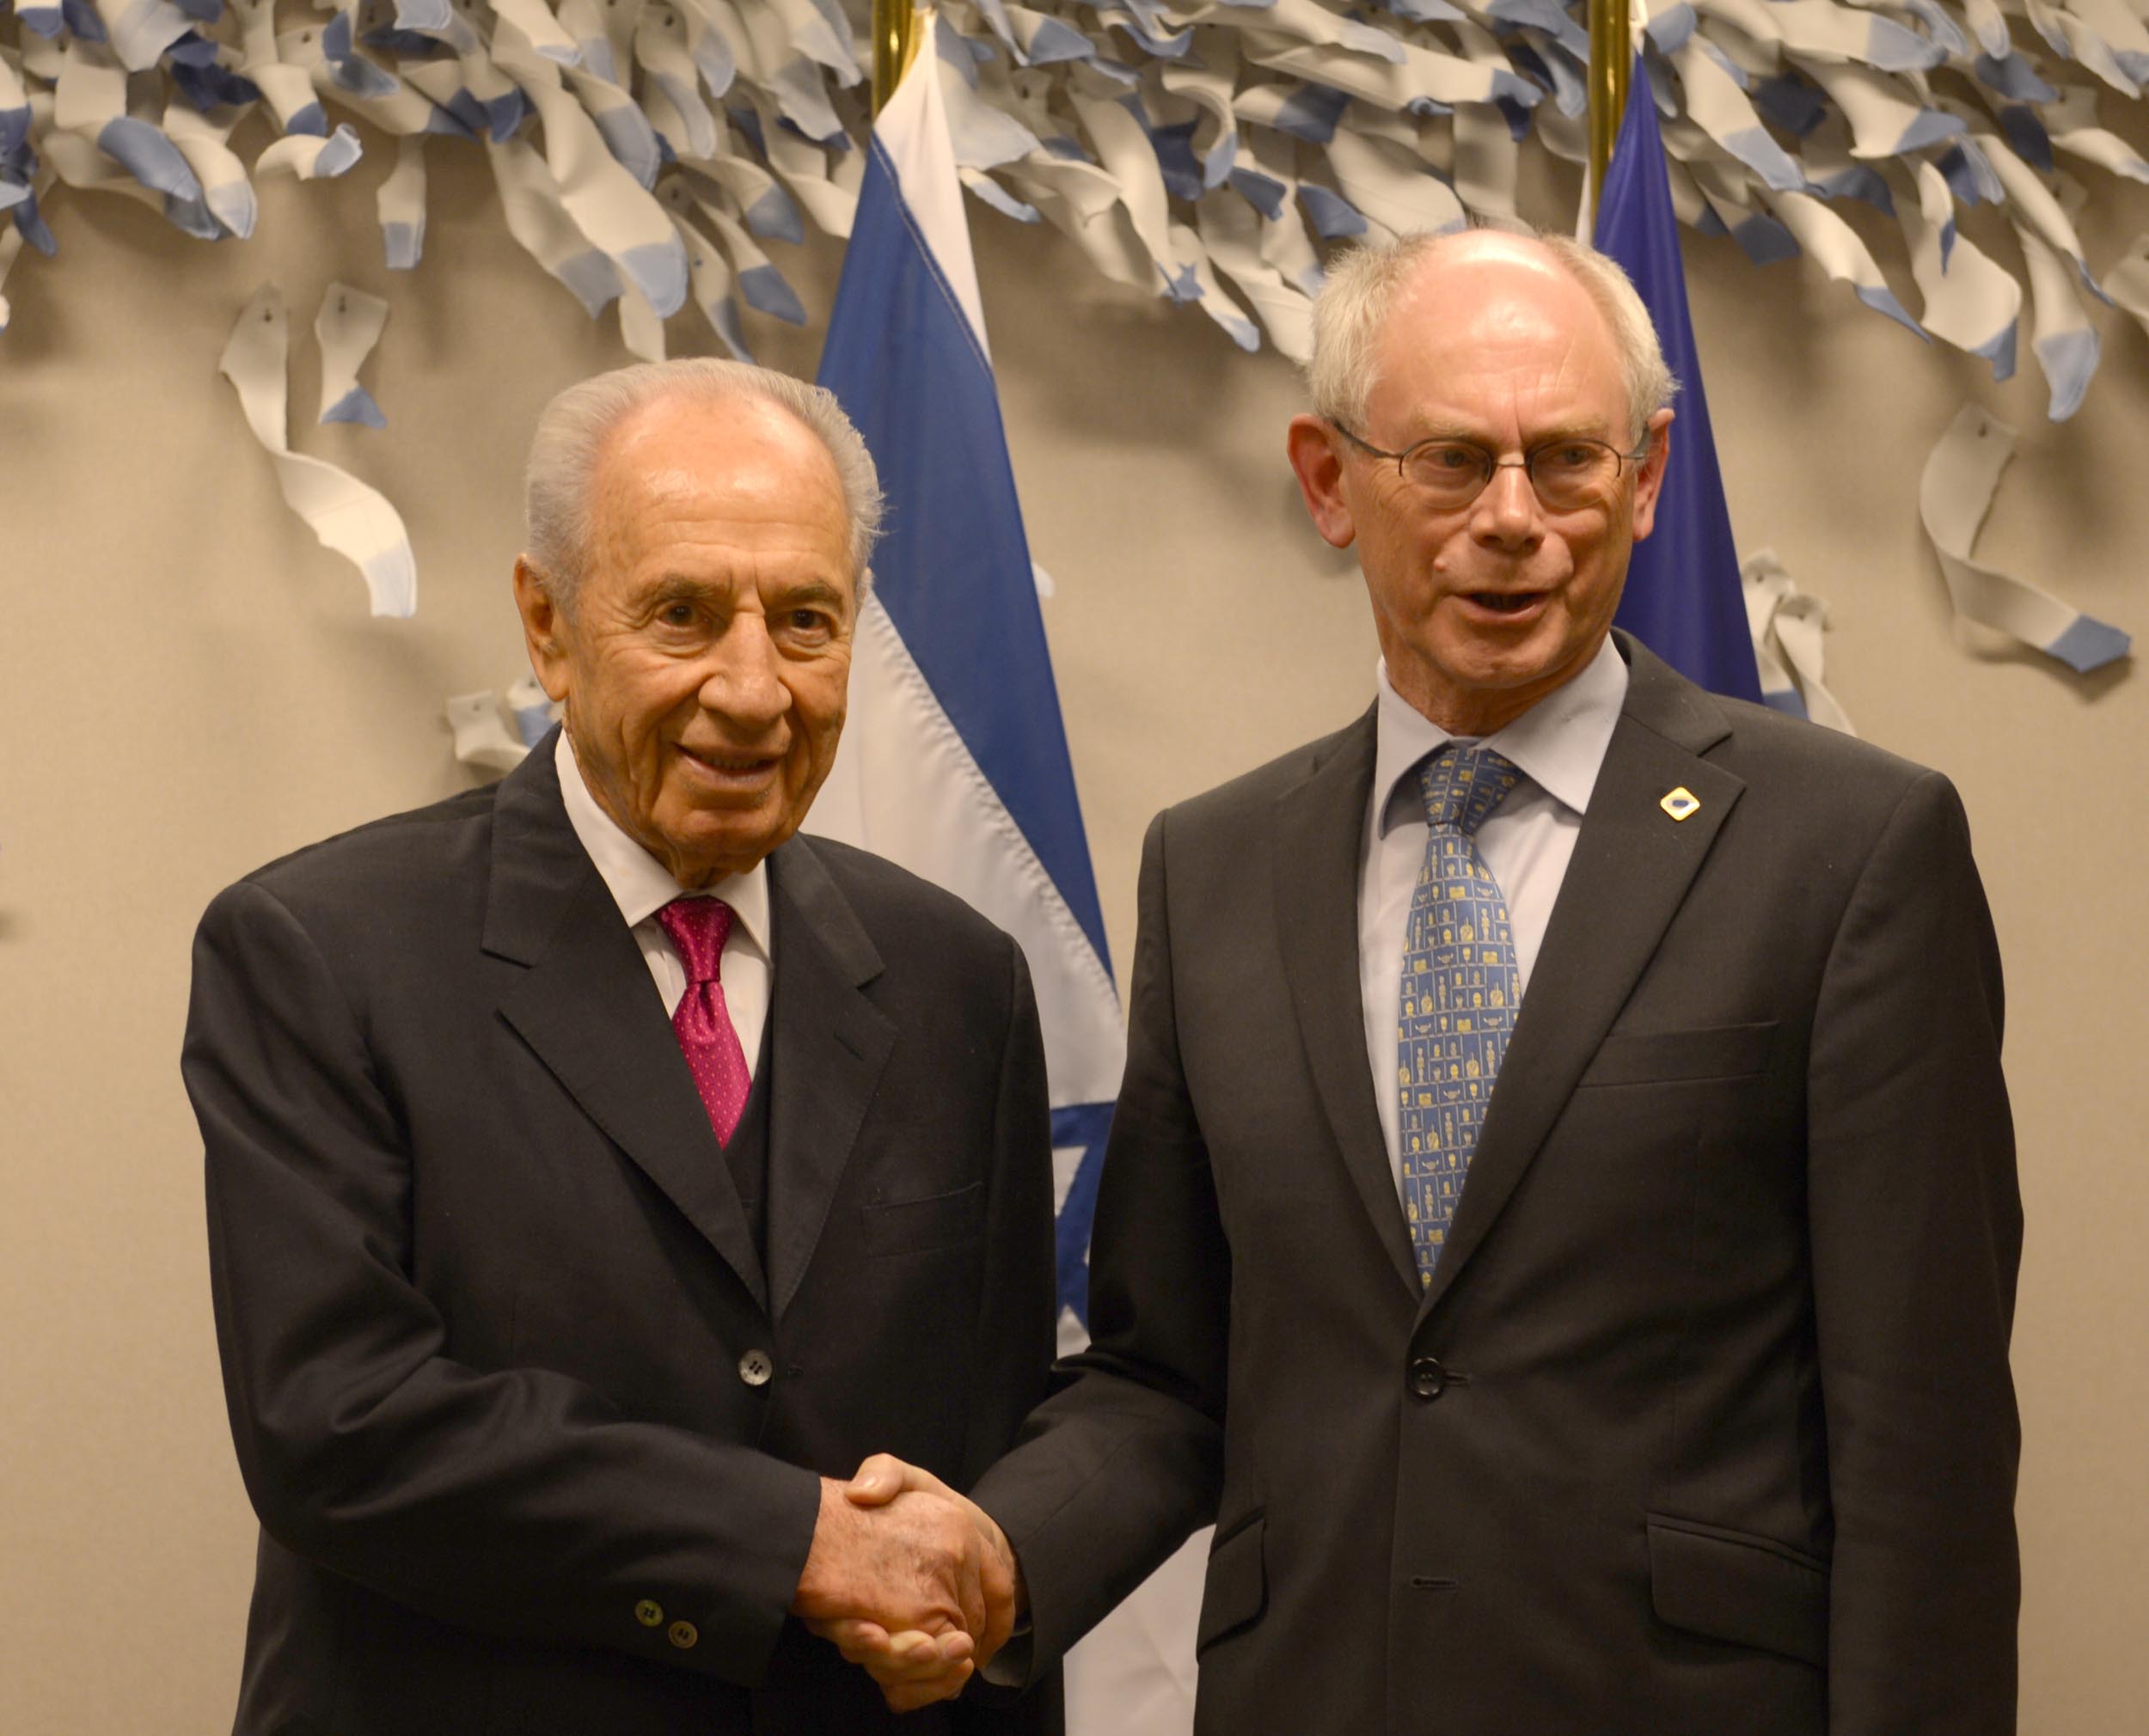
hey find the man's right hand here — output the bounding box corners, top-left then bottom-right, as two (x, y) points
(792, 1454), (1021, 1712)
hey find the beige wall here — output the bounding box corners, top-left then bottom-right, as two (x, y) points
(3, 144), (2142, 1729)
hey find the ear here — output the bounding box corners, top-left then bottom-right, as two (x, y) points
(1286, 414), (1359, 550)
(1627, 407), (1675, 544)
(512, 556), (573, 704)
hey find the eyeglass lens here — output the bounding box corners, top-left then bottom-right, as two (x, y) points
(1400, 440), (1628, 510)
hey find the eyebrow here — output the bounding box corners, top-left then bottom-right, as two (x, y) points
(638, 574), (851, 614)
(768, 578), (849, 613)
(642, 575), (729, 606)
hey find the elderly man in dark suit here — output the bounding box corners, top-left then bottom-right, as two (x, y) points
(835, 226), (2023, 1733)
(184, 359), (1055, 1735)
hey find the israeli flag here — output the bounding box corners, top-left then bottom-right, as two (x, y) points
(810, 31), (1199, 1732)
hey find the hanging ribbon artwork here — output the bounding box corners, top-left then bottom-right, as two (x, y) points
(9, 0), (2149, 400)
(3, 0), (2138, 674)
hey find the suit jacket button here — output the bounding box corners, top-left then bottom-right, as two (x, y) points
(668, 1620), (699, 1650)
(738, 1348), (774, 1387)
(1408, 1356), (1448, 1400)
(634, 1598), (664, 1628)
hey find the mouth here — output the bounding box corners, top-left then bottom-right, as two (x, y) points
(675, 742), (781, 791)
(1459, 590), (1550, 621)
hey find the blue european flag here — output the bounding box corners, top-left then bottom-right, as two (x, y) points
(1594, 54), (1764, 703)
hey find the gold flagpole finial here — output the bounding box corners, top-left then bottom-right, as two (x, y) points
(872, 1), (929, 115)
(1586, 0), (1634, 229)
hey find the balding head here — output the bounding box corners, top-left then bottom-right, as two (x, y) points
(1307, 225), (1676, 443)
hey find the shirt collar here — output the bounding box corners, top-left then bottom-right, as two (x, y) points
(554, 730), (771, 956)
(1372, 634), (1630, 835)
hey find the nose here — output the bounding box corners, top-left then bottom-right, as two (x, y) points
(697, 614), (790, 731)
(1469, 459), (1543, 550)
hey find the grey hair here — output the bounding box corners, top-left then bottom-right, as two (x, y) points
(1306, 221), (1678, 443)
(523, 358), (885, 611)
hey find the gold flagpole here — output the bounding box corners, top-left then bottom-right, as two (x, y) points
(872, 0), (921, 114)
(1586, 0), (1633, 229)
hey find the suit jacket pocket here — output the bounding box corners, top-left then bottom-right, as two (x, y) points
(1195, 1513), (1267, 1654)
(1582, 1021), (1780, 1088)
(1647, 1513), (1828, 1667)
(860, 1181), (986, 1258)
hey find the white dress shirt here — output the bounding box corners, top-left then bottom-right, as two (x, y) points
(1358, 636), (1628, 1193)
(554, 730), (773, 1075)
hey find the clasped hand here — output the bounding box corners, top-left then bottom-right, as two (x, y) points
(792, 1455), (1021, 1712)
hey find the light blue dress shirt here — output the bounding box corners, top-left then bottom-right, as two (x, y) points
(1357, 636), (1629, 1195)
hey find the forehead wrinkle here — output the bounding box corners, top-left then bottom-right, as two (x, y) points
(1372, 257), (1625, 445)
(583, 400), (851, 602)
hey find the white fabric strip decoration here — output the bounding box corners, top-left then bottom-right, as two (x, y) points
(1894, 159), (2020, 376)
(231, 0), (328, 137)
(616, 281), (669, 362)
(1918, 404), (2130, 674)
(0, 226), (22, 334)
(92, 0), (192, 74)
(446, 691), (532, 773)
(219, 285), (417, 619)
(487, 135), (624, 318)
(2099, 231), (2149, 343)
(315, 282), (390, 429)
(761, 110), (862, 237)
(1762, 186), (1923, 333)
(1671, 37), (1804, 193)
(164, 102), (256, 240)
(492, 29), (689, 316)
(2015, 223), (2100, 422)
(1742, 548), (1854, 735)
(255, 125), (364, 183)
(377, 135), (426, 270)
(663, 199), (755, 360)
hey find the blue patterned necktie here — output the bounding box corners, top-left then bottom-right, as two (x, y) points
(1397, 744), (1524, 1287)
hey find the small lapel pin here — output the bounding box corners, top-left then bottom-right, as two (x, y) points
(1660, 786), (1700, 822)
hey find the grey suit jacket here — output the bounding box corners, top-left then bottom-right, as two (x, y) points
(185, 736), (1062, 1736)
(974, 635), (2020, 1736)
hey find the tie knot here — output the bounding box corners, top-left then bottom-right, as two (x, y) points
(656, 896), (735, 985)
(1417, 745), (1522, 838)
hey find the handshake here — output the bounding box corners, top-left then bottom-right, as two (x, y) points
(791, 1454), (1024, 1711)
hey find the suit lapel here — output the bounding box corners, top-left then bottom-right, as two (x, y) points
(485, 737), (769, 1311)
(1420, 639), (1747, 1315)
(1272, 708), (1423, 1299)
(762, 837), (897, 1323)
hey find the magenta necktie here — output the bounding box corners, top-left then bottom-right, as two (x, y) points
(655, 897), (751, 1146)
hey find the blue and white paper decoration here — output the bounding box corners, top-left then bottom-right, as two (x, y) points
(1743, 547), (1855, 734)
(446, 674), (560, 771)
(1919, 402), (2131, 673)
(315, 279), (389, 425)
(219, 282), (417, 615)
(9, 0), (2149, 418)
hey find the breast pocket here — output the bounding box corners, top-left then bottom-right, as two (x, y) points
(859, 1181), (986, 1258)
(1580, 1020), (1780, 1088)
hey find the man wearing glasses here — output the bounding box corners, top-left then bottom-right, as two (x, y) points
(831, 225), (2021, 1733)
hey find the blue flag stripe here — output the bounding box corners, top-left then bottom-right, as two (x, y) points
(1050, 1102), (1115, 1324)
(817, 137), (1113, 975)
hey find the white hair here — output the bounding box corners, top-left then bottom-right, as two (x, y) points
(1306, 221), (1678, 443)
(523, 358), (885, 611)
